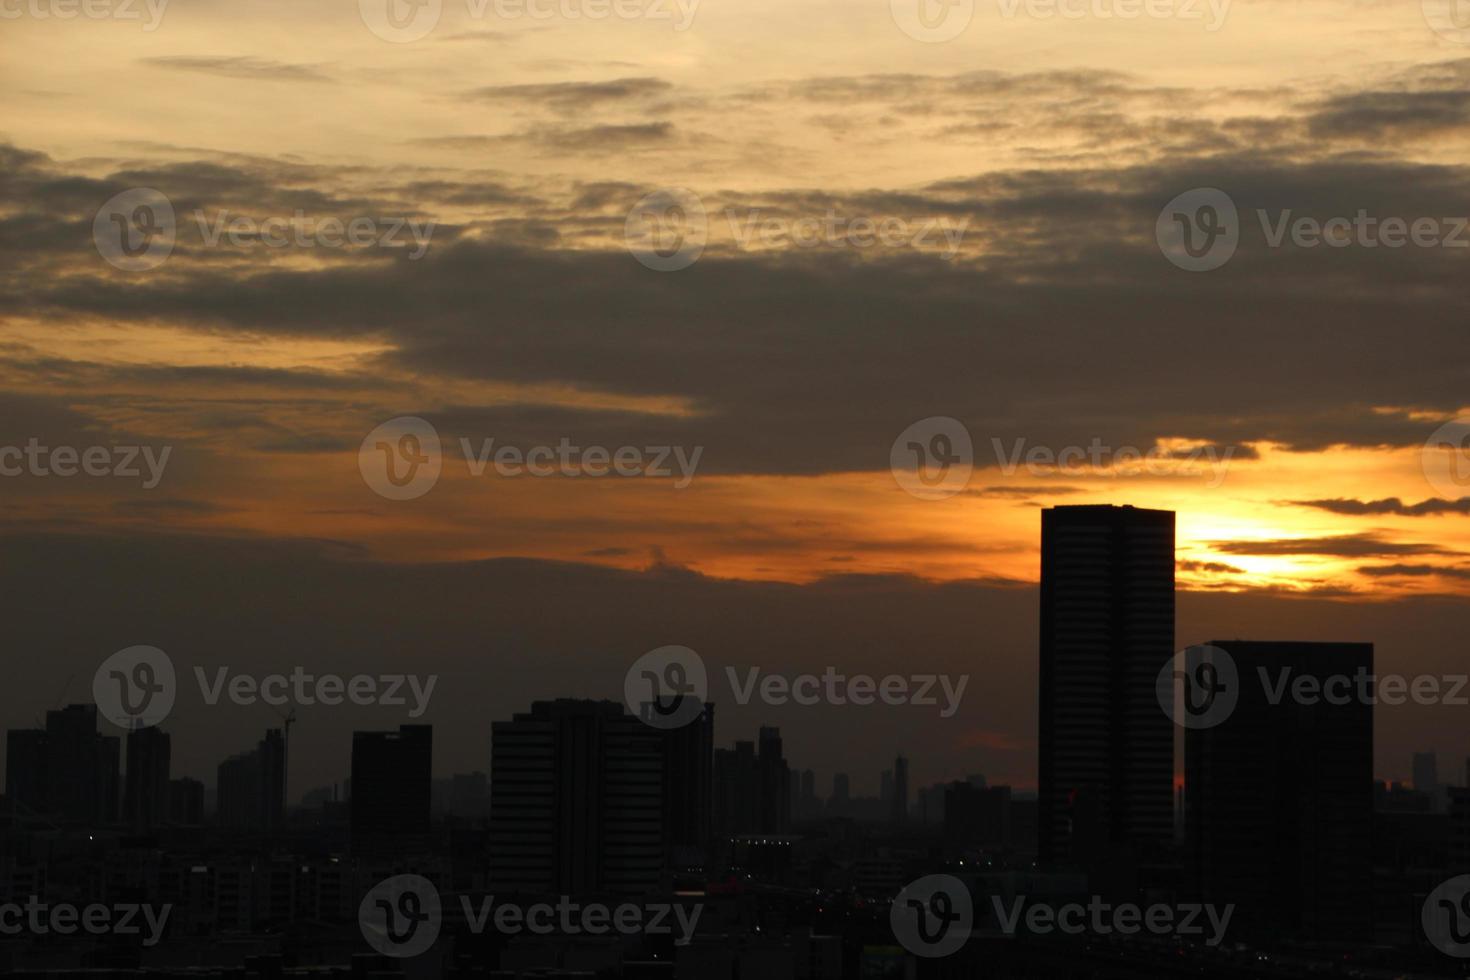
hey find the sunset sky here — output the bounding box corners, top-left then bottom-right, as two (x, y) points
(5, 0), (1470, 796)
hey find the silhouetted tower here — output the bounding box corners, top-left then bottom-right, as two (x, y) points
(1039, 505), (1174, 871)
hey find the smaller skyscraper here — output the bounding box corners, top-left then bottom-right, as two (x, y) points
(7, 705), (121, 825)
(216, 729), (286, 830)
(1186, 640), (1373, 942)
(1414, 751), (1441, 811)
(891, 755), (909, 826)
(352, 724), (432, 855)
(124, 726), (171, 830)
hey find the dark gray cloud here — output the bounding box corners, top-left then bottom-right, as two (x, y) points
(141, 56), (333, 84)
(467, 77), (672, 110)
(1290, 497), (1470, 517)
(1212, 534), (1456, 558)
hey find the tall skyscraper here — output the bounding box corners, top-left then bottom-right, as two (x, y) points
(216, 728), (286, 830)
(1186, 641), (1373, 941)
(891, 755), (909, 825)
(1414, 751), (1441, 810)
(5, 729), (48, 815)
(1039, 505), (1174, 871)
(124, 726), (171, 830)
(170, 776), (205, 826)
(662, 702), (714, 870)
(758, 726), (791, 834)
(6, 705), (121, 825)
(490, 700), (664, 895)
(714, 740), (760, 835)
(832, 772), (850, 808)
(351, 724), (431, 854)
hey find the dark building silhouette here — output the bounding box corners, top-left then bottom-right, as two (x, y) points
(758, 726), (791, 834)
(1186, 640), (1374, 941)
(714, 740), (759, 835)
(351, 724), (431, 854)
(6, 705), (120, 825)
(831, 772), (850, 809)
(217, 728), (286, 830)
(490, 700), (663, 895)
(1414, 751), (1441, 811)
(661, 702), (714, 870)
(945, 781), (1012, 848)
(169, 776), (205, 826)
(714, 728), (791, 835)
(891, 755), (909, 825)
(1039, 505), (1174, 872)
(5, 729), (48, 815)
(124, 726), (171, 830)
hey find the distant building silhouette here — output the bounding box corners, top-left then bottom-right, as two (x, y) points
(1038, 505), (1174, 873)
(217, 728), (286, 831)
(758, 726), (791, 834)
(351, 724), (431, 854)
(1414, 751), (1441, 811)
(713, 728), (791, 835)
(831, 772), (850, 809)
(491, 700), (663, 895)
(714, 740), (760, 835)
(6, 705), (120, 825)
(169, 776), (204, 826)
(1451, 786), (1470, 874)
(890, 755), (909, 825)
(661, 703), (714, 870)
(124, 726), (170, 830)
(1186, 640), (1373, 941)
(945, 781), (1012, 848)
